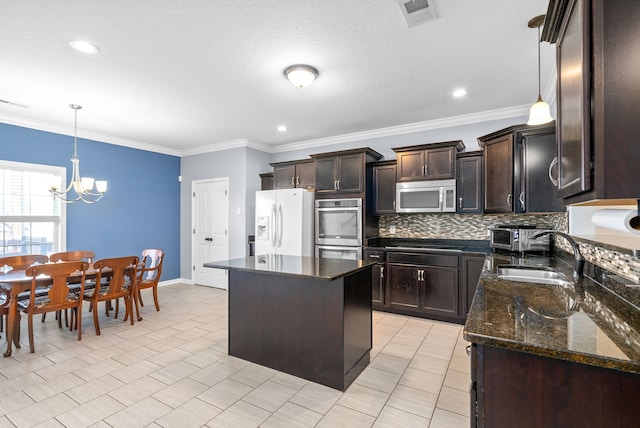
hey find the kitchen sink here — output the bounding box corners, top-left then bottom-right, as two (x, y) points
(496, 265), (573, 287)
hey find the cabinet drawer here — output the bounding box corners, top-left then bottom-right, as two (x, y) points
(364, 249), (386, 262)
(387, 252), (458, 267)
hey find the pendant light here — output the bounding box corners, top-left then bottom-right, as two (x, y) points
(527, 15), (553, 126)
(49, 104), (107, 203)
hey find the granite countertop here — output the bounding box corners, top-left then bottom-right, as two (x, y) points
(464, 251), (640, 374)
(204, 255), (374, 281)
(365, 238), (490, 255)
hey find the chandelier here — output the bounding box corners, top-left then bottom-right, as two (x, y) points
(50, 104), (107, 203)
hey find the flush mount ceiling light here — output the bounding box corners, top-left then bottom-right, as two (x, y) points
(277, 125), (287, 132)
(284, 64), (318, 88)
(526, 15), (553, 126)
(69, 40), (100, 55)
(50, 104), (107, 204)
(452, 88), (467, 98)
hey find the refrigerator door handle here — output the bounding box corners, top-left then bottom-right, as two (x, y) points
(271, 204), (277, 247)
(278, 204), (284, 247)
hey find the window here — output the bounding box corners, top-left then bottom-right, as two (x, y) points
(0, 160), (66, 257)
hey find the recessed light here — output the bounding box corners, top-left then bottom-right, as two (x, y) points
(69, 40), (100, 55)
(277, 125), (287, 132)
(452, 88), (467, 98)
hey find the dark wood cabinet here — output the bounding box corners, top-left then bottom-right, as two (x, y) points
(545, 0), (640, 203)
(471, 344), (640, 428)
(259, 173), (274, 190)
(393, 141), (465, 182)
(371, 161), (396, 215)
(271, 160), (315, 190)
(311, 148), (382, 196)
(479, 123), (564, 214)
(364, 249), (386, 308)
(387, 263), (420, 311)
(482, 134), (514, 213)
(461, 255), (485, 315)
(386, 252), (460, 321)
(456, 151), (483, 214)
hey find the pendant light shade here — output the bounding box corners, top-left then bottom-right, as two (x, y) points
(527, 15), (553, 126)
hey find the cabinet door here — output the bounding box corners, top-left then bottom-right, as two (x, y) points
(388, 264), (420, 312)
(296, 161), (315, 189)
(557, 0), (591, 198)
(373, 164), (397, 214)
(314, 157), (338, 193)
(461, 255), (485, 315)
(521, 133), (565, 213)
(259, 173), (274, 191)
(372, 264), (385, 306)
(397, 150), (425, 182)
(425, 146), (455, 179)
(273, 165), (295, 189)
(336, 154), (364, 193)
(484, 135), (514, 213)
(422, 266), (459, 318)
(457, 155), (483, 213)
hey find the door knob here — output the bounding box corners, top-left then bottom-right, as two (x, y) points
(205, 237), (213, 242)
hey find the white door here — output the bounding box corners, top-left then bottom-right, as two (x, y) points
(192, 178), (229, 289)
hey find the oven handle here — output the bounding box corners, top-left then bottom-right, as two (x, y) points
(439, 187), (444, 211)
(315, 207), (360, 212)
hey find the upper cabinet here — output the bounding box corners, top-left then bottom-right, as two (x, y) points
(393, 141), (465, 182)
(311, 148), (382, 196)
(479, 123), (564, 214)
(544, 0), (640, 203)
(456, 151), (483, 214)
(271, 160), (315, 190)
(371, 160), (397, 215)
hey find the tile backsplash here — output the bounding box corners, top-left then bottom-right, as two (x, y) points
(379, 212), (639, 283)
(378, 212), (567, 240)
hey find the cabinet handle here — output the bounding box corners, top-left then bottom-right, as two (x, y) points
(548, 156), (559, 187)
(519, 192), (525, 210)
(296, 176), (300, 186)
(334, 180), (338, 190)
(425, 164), (428, 175)
(421, 165), (425, 175)
(291, 176), (295, 186)
(393, 200), (395, 209)
(381, 267), (384, 278)
(337, 180), (340, 190)
(459, 197), (463, 208)
(370, 254), (380, 259)
(506, 193), (512, 207)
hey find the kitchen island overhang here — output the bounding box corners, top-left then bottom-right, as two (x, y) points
(204, 254), (374, 391)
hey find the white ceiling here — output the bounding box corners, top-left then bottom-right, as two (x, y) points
(0, 0), (554, 156)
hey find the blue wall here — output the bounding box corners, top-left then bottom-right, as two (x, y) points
(0, 123), (181, 280)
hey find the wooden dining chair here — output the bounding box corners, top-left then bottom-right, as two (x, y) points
(45, 250), (97, 326)
(83, 256), (138, 335)
(136, 249), (164, 317)
(0, 255), (49, 336)
(18, 261), (88, 353)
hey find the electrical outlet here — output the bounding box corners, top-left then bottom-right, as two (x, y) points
(390, 225), (396, 234)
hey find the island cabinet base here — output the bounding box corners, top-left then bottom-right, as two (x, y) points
(472, 344), (640, 428)
(228, 268), (372, 391)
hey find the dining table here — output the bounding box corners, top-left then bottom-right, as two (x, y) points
(0, 264), (141, 357)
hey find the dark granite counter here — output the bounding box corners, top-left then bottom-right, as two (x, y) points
(464, 251), (640, 374)
(365, 238), (490, 255)
(204, 254), (373, 281)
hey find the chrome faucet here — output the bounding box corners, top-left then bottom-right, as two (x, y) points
(531, 230), (585, 278)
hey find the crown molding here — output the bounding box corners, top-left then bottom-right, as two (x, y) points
(266, 104), (532, 154)
(0, 113), (182, 156)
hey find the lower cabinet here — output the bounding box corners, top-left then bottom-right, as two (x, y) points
(367, 249), (485, 323)
(471, 344), (640, 427)
(386, 252), (461, 322)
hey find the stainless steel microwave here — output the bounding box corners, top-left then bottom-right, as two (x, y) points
(395, 179), (456, 213)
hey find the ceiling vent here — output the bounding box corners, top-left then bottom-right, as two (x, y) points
(397, 0), (438, 28)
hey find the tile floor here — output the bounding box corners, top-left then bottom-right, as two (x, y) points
(0, 283), (471, 427)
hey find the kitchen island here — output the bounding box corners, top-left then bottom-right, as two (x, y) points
(464, 252), (640, 427)
(204, 254), (373, 391)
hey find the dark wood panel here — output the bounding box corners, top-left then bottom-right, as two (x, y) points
(373, 163), (396, 214)
(457, 153), (483, 213)
(296, 161), (315, 189)
(422, 266), (459, 318)
(314, 157), (338, 193)
(483, 134), (514, 213)
(388, 264), (420, 311)
(424, 146), (455, 179)
(273, 165), (296, 189)
(396, 150), (424, 182)
(477, 344), (640, 428)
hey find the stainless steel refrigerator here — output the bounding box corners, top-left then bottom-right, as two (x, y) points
(255, 188), (314, 257)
